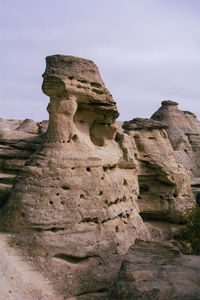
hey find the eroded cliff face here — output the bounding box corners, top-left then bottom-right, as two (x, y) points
(0, 57), (198, 300)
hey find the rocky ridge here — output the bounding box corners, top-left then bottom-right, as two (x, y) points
(0, 56), (199, 299)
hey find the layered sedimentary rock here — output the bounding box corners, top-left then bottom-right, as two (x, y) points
(110, 240), (200, 300)
(0, 118), (43, 208)
(0, 55), (149, 299)
(151, 100), (200, 177)
(122, 118), (195, 240)
(151, 100), (200, 204)
(0, 56), (199, 300)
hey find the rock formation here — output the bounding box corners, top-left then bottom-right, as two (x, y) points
(122, 118), (195, 240)
(110, 240), (200, 300)
(0, 57), (199, 299)
(151, 100), (200, 177)
(151, 100), (200, 203)
(0, 55), (149, 299)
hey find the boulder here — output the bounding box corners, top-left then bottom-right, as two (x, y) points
(109, 240), (200, 300)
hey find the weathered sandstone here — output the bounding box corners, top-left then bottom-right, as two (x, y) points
(151, 100), (200, 206)
(109, 240), (200, 300)
(0, 55), (149, 299)
(0, 57), (199, 300)
(151, 100), (200, 177)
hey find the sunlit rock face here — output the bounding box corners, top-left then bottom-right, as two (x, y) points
(0, 55), (149, 299)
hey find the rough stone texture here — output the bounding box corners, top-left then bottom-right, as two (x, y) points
(151, 100), (200, 178)
(123, 118), (195, 224)
(0, 55), (149, 299)
(0, 233), (61, 300)
(0, 57), (199, 300)
(109, 240), (200, 300)
(0, 118), (42, 208)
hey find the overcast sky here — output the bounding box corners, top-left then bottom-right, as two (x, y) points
(1, 0), (200, 121)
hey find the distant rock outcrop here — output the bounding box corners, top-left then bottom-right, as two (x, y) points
(151, 100), (200, 204)
(151, 100), (200, 177)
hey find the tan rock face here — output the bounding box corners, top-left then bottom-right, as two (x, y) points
(151, 100), (200, 177)
(0, 118), (42, 208)
(0, 57), (198, 300)
(0, 55), (149, 298)
(42, 55), (119, 145)
(109, 240), (200, 300)
(123, 118), (195, 224)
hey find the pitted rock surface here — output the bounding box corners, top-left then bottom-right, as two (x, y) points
(0, 55), (149, 299)
(0, 57), (199, 300)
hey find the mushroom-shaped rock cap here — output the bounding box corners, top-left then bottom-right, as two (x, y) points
(42, 54), (119, 119)
(161, 100), (178, 106)
(123, 118), (168, 131)
(42, 55), (104, 84)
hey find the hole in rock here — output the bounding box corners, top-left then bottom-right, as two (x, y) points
(78, 79), (88, 83)
(62, 186), (70, 190)
(123, 179), (128, 186)
(54, 253), (98, 264)
(67, 140), (70, 143)
(80, 194), (84, 198)
(103, 165), (116, 172)
(61, 201), (64, 205)
(101, 176), (104, 180)
(86, 167), (91, 172)
(90, 82), (102, 88)
(159, 195), (163, 199)
(71, 167), (75, 170)
(49, 201), (53, 205)
(72, 135), (78, 142)
(56, 193), (59, 196)
(82, 217), (98, 224)
(99, 191), (103, 196)
(138, 196), (142, 200)
(21, 212), (25, 218)
(115, 226), (119, 232)
(173, 194), (178, 198)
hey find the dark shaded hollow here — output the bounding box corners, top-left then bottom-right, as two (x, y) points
(54, 253), (99, 264)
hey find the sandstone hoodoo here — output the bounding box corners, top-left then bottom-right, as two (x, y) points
(0, 55), (149, 299)
(0, 56), (199, 300)
(122, 117), (195, 240)
(151, 100), (200, 205)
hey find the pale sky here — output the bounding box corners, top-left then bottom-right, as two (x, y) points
(1, 0), (200, 121)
